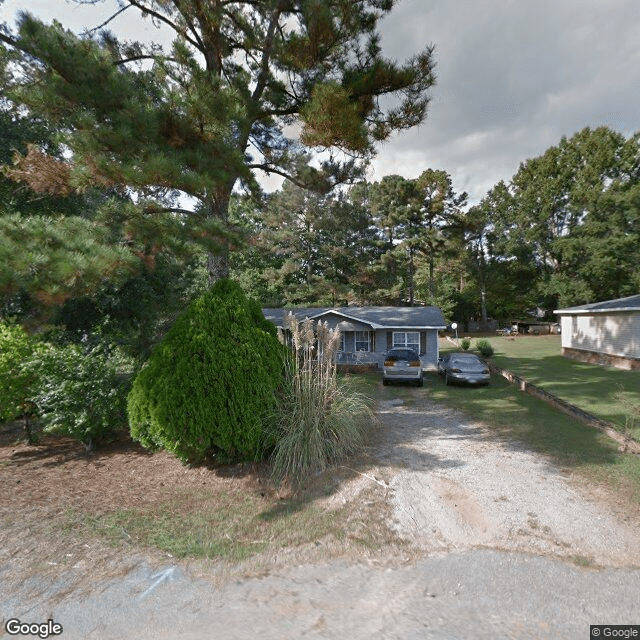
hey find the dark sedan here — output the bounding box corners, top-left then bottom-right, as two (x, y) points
(438, 353), (490, 386)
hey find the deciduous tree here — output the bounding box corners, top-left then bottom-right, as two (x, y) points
(468, 126), (640, 317)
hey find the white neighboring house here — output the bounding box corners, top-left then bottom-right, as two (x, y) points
(554, 294), (640, 370)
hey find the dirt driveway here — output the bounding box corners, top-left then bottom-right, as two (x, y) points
(372, 394), (640, 566)
(2, 388), (640, 639)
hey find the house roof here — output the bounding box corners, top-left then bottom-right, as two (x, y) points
(262, 306), (447, 330)
(554, 294), (640, 315)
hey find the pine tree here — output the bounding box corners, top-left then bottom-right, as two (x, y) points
(1, 1), (436, 282)
(367, 171), (466, 306)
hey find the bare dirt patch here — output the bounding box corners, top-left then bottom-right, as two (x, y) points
(1, 425), (265, 515)
(0, 417), (406, 596)
(3, 385), (640, 577)
(3, 389), (640, 639)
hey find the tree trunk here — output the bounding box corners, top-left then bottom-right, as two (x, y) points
(408, 247), (415, 306)
(429, 255), (435, 298)
(208, 250), (229, 285)
(480, 286), (488, 328)
(206, 183), (235, 285)
(477, 242), (488, 329)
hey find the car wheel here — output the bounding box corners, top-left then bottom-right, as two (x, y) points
(417, 378), (423, 388)
(383, 379), (389, 386)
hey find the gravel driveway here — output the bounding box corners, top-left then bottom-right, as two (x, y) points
(374, 396), (640, 567)
(2, 390), (639, 639)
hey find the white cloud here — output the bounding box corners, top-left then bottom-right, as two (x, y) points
(370, 0), (640, 203)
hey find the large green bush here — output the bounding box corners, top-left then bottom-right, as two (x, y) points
(127, 279), (285, 464)
(26, 343), (130, 449)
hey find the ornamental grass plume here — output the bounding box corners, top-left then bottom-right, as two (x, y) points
(272, 316), (372, 484)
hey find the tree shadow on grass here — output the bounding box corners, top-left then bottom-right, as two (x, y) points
(491, 353), (640, 428)
(432, 373), (622, 468)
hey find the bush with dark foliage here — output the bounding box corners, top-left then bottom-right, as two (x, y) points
(127, 279), (284, 464)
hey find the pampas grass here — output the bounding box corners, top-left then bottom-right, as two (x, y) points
(271, 314), (373, 483)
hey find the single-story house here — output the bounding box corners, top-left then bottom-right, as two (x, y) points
(262, 306), (447, 370)
(554, 294), (640, 370)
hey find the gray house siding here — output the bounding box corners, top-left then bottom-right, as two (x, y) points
(263, 307), (446, 371)
(335, 329), (439, 370)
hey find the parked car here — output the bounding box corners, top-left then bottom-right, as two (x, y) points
(383, 348), (423, 387)
(438, 352), (490, 386)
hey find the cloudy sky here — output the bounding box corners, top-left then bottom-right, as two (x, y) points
(373, 0), (640, 203)
(2, 0), (639, 204)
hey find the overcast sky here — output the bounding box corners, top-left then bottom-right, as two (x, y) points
(2, 0), (639, 205)
(374, 0), (640, 203)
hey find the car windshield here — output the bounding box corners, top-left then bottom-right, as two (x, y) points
(386, 349), (419, 361)
(449, 355), (482, 367)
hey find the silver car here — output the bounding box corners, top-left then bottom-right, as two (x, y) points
(383, 348), (423, 387)
(438, 353), (490, 386)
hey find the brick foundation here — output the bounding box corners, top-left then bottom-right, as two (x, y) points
(561, 347), (640, 371)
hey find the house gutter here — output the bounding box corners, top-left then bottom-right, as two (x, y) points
(554, 307), (640, 315)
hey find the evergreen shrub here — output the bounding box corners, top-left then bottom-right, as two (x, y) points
(460, 337), (471, 351)
(475, 339), (494, 357)
(127, 279), (285, 464)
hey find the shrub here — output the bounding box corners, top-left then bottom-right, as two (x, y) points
(127, 279), (285, 464)
(0, 321), (36, 422)
(270, 315), (372, 483)
(460, 337), (471, 351)
(476, 339), (494, 357)
(0, 320), (44, 442)
(26, 343), (130, 450)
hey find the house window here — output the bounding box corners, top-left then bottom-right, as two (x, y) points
(355, 331), (370, 351)
(339, 333), (344, 352)
(393, 331), (420, 352)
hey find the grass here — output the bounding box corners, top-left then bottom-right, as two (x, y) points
(421, 338), (640, 505)
(444, 335), (640, 440)
(272, 317), (372, 483)
(349, 363), (640, 506)
(62, 482), (394, 563)
(18, 334), (640, 564)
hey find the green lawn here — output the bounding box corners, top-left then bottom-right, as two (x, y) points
(426, 335), (640, 504)
(441, 335), (640, 438)
(425, 369), (640, 504)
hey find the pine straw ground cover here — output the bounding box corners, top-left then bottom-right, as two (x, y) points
(0, 418), (406, 585)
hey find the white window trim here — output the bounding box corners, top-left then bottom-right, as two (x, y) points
(355, 330), (371, 352)
(393, 331), (420, 351)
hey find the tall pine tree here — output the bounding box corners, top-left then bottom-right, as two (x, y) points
(1, 0), (436, 283)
